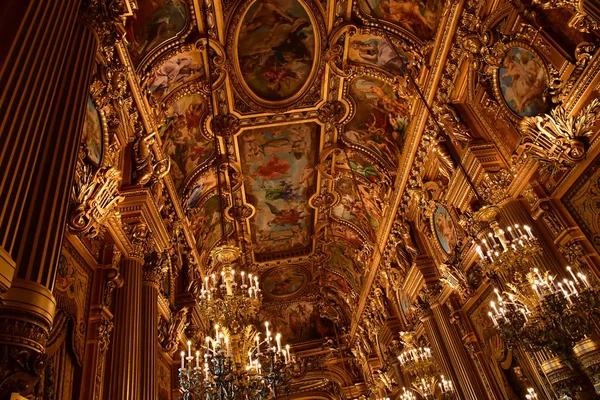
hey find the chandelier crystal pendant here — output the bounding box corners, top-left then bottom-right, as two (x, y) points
(179, 246), (295, 400)
(488, 264), (599, 354)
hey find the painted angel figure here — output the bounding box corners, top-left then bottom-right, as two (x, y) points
(351, 37), (409, 75)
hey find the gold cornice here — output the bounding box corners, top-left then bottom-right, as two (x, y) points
(119, 187), (170, 253)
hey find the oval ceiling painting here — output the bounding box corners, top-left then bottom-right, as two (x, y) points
(236, 0), (315, 102)
(497, 46), (548, 117)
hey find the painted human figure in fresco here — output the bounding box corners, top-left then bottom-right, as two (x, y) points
(149, 55), (203, 97)
(237, 0), (315, 100)
(434, 208), (457, 252)
(499, 48), (547, 116)
(159, 96), (211, 188)
(351, 38), (409, 75)
(376, 0), (441, 39)
(127, 0), (188, 62)
(345, 78), (409, 166)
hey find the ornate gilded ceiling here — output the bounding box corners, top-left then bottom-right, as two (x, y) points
(124, 0), (443, 344)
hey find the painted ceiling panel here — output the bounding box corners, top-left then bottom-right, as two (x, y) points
(237, 123), (320, 259)
(236, 0), (316, 102)
(344, 76), (409, 170)
(358, 0), (444, 41)
(158, 94), (213, 190)
(126, 0), (190, 65)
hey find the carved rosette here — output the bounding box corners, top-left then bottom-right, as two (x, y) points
(317, 100), (346, 125)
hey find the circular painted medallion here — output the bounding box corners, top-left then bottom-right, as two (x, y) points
(236, 0), (316, 102)
(432, 205), (457, 254)
(261, 266), (307, 297)
(497, 46), (548, 117)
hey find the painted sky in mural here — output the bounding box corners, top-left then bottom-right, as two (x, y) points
(189, 194), (223, 254)
(367, 0), (444, 40)
(159, 94), (212, 189)
(126, 0), (188, 64)
(237, 0), (315, 101)
(333, 176), (381, 242)
(238, 123), (318, 256)
(326, 242), (364, 291)
(344, 76), (408, 168)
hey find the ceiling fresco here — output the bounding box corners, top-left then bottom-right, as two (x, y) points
(343, 76), (409, 170)
(237, 122), (320, 259)
(147, 48), (205, 102)
(358, 0), (444, 41)
(126, 0), (191, 65)
(236, 0), (316, 102)
(158, 93), (212, 189)
(128, 0), (439, 353)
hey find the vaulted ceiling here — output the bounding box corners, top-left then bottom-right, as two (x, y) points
(124, 0), (443, 346)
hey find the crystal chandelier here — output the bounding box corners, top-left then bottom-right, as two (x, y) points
(525, 388), (539, 399)
(397, 333), (455, 399)
(475, 223), (542, 282)
(179, 246), (295, 400)
(487, 264), (599, 354)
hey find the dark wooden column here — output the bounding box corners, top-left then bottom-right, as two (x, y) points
(0, 1), (97, 397)
(105, 254), (144, 400)
(141, 255), (167, 400)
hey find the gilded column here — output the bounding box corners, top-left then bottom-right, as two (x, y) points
(431, 302), (487, 400)
(0, 1), (97, 396)
(105, 250), (144, 400)
(141, 254), (168, 400)
(419, 305), (463, 398)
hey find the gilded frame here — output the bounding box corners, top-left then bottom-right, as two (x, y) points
(225, 0), (327, 111)
(491, 41), (551, 122)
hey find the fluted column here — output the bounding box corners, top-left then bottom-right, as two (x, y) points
(106, 255), (144, 400)
(431, 302), (487, 400)
(141, 255), (168, 400)
(0, 1), (97, 396)
(420, 307), (463, 398)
